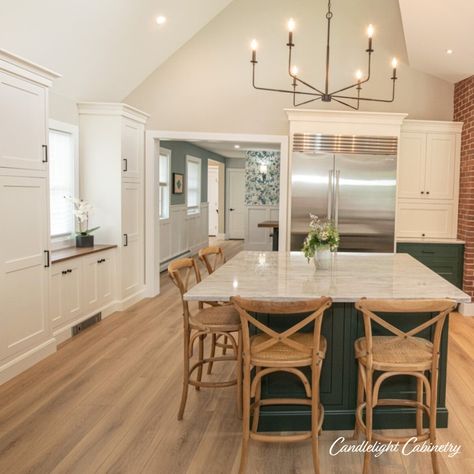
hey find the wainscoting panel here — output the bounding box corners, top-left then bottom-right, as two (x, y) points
(160, 203), (209, 269)
(245, 205), (279, 251)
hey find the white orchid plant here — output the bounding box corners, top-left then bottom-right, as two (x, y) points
(302, 213), (339, 261)
(66, 196), (100, 236)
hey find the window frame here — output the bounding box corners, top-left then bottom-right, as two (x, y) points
(48, 119), (79, 248)
(186, 155), (202, 215)
(159, 147), (171, 221)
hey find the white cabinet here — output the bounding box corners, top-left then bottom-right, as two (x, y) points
(78, 103), (148, 305)
(82, 250), (115, 315)
(0, 71), (48, 171)
(0, 175), (50, 358)
(396, 120), (462, 241)
(50, 260), (82, 330)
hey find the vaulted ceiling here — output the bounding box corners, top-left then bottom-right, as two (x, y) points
(0, 0), (232, 101)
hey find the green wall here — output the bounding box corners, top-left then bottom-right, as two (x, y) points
(160, 141), (226, 206)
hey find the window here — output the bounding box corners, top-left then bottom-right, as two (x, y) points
(186, 155), (201, 214)
(159, 148), (171, 219)
(49, 120), (78, 240)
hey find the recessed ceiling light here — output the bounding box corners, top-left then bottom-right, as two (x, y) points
(446, 49), (453, 55)
(234, 144), (240, 149)
(156, 15), (167, 25)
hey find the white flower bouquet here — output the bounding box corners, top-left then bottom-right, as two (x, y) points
(302, 214), (339, 261)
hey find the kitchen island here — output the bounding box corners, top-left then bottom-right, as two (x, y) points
(185, 251), (470, 431)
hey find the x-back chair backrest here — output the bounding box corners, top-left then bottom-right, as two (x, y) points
(232, 297), (332, 362)
(198, 246), (226, 275)
(355, 298), (457, 368)
(168, 258), (203, 318)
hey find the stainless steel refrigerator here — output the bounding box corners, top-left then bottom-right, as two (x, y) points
(290, 134), (398, 253)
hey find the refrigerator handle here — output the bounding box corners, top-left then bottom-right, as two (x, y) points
(327, 169), (333, 220)
(334, 170), (340, 226)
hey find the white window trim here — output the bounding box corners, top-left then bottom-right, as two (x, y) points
(186, 155), (202, 215)
(49, 119), (79, 250)
(159, 147), (171, 222)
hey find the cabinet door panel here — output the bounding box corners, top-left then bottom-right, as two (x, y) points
(82, 255), (100, 314)
(0, 72), (47, 171)
(425, 133), (456, 200)
(121, 119), (142, 180)
(396, 201), (454, 239)
(122, 182), (142, 297)
(98, 253), (114, 304)
(398, 132), (426, 199)
(0, 175), (49, 357)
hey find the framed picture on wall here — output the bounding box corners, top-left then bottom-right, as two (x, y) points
(173, 173), (184, 194)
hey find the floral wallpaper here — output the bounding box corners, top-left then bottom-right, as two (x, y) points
(244, 150), (280, 206)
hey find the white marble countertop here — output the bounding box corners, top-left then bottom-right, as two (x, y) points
(184, 251), (470, 303)
(396, 238), (465, 245)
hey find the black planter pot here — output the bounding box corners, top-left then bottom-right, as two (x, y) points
(76, 234), (94, 248)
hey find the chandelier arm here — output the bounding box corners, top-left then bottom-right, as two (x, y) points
(252, 63), (322, 96)
(329, 51), (373, 96)
(288, 45), (325, 95)
(333, 77), (396, 103)
(293, 96), (323, 107)
(332, 97), (360, 110)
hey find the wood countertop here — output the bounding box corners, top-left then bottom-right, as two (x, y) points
(257, 220), (279, 228)
(51, 244), (117, 264)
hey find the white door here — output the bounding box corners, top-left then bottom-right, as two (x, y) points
(398, 132), (426, 199)
(227, 169), (246, 239)
(0, 175), (50, 358)
(208, 167), (219, 236)
(122, 181), (143, 298)
(0, 71), (47, 171)
(425, 133), (456, 200)
(121, 118), (143, 180)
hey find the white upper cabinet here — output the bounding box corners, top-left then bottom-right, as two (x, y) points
(122, 118), (143, 180)
(398, 132), (426, 199)
(424, 133), (457, 200)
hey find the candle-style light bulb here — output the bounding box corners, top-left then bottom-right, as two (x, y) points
(367, 24), (374, 38)
(291, 65), (299, 76)
(287, 18), (296, 46)
(391, 57), (398, 69)
(251, 39), (258, 62)
(355, 69), (363, 81)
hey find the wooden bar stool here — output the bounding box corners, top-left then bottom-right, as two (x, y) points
(168, 257), (242, 420)
(353, 298), (457, 474)
(232, 296), (333, 474)
(198, 246), (233, 373)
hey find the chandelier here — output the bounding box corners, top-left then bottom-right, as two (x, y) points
(249, 0), (398, 110)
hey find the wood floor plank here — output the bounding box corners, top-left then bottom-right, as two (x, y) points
(0, 239), (472, 473)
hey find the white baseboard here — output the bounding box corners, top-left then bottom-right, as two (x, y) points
(0, 338), (57, 385)
(458, 302), (474, 317)
(117, 289), (147, 311)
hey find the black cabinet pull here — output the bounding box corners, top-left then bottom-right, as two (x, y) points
(97, 258), (106, 263)
(421, 250), (435, 254)
(230, 208), (235, 211)
(123, 158), (128, 172)
(62, 270), (67, 275)
(426, 191), (430, 195)
(420, 191), (424, 194)
(123, 234), (128, 247)
(42, 144), (48, 163)
(422, 233), (426, 237)
(44, 250), (50, 268)
(67, 269), (72, 273)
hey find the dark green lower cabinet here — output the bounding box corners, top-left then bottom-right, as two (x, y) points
(396, 242), (464, 289)
(254, 304), (449, 432)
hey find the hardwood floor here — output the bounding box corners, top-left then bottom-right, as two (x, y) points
(0, 239), (473, 473)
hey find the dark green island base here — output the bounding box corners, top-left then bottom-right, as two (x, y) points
(255, 304), (449, 432)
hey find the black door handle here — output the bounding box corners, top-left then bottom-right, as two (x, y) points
(123, 234), (128, 247)
(123, 158), (128, 172)
(44, 250), (50, 268)
(42, 144), (48, 163)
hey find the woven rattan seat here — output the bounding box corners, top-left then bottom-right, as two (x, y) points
(192, 305), (241, 330)
(250, 333), (327, 366)
(355, 335), (433, 371)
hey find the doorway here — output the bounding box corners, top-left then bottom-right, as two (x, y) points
(208, 161), (219, 236)
(227, 168), (245, 239)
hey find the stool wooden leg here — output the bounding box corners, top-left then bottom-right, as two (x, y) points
(237, 330), (243, 419)
(222, 335), (229, 355)
(207, 334), (217, 375)
(416, 376), (423, 436)
(239, 358), (251, 474)
(352, 362), (364, 440)
(429, 368), (440, 474)
(251, 367), (261, 433)
(178, 329), (191, 421)
(196, 334), (205, 391)
(363, 369), (373, 474)
(311, 362), (321, 474)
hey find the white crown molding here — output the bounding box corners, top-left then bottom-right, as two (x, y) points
(77, 102), (150, 123)
(402, 119), (463, 134)
(0, 49), (60, 87)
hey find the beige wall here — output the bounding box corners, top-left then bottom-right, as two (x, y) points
(49, 91), (79, 125)
(125, 0), (454, 135)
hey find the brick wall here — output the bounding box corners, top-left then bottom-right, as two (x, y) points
(454, 76), (474, 299)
